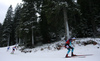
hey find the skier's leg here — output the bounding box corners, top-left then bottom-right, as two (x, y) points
(71, 47), (76, 56)
(69, 46), (74, 52)
(69, 46), (76, 56)
(11, 49), (15, 54)
(65, 48), (70, 57)
(67, 48), (70, 54)
(72, 48), (74, 53)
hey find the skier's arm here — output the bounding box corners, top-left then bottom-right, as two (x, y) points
(69, 41), (75, 47)
(71, 41), (75, 47)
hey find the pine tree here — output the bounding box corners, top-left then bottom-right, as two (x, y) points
(0, 23), (3, 41)
(77, 0), (100, 37)
(16, 1), (37, 47)
(13, 4), (23, 44)
(2, 5), (14, 46)
(53, 0), (80, 38)
(0, 23), (3, 47)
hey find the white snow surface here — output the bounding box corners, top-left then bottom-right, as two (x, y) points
(0, 38), (100, 61)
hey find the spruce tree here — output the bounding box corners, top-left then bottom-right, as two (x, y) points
(13, 4), (22, 44)
(77, 0), (100, 37)
(0, 23), (3, 41)
(2, 5), (14, 46)
(16, 1), (37, 47)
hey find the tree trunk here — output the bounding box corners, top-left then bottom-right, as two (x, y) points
(91, 20), (97, 37)
(32, 28), (34, 47)
(8, 34), (10, 46)
(16, 37), (18, 44)
(19, 38), (21, 45)
(63, 7), (70, 39)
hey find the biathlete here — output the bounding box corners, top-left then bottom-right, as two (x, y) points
(65, 37), (76, 58)
(7, 46), (10, 51)
(11, 46), (16, 54)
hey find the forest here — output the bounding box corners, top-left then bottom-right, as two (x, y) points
(0, 0), (100, 47)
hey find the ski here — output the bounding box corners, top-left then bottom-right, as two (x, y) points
(65, 56), (85, 58)
(65, 54), (93, 58)
(76, 54), (93, 56)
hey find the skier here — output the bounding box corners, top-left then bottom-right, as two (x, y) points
(7, 46), (10, 51)
(65, 37), (76, 58)
(11, 46), (16, 54)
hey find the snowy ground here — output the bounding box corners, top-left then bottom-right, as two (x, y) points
(0, 38), (100, 61)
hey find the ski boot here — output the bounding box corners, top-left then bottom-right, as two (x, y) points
(71, 52), (76, 56)
(65, 54), (70, 58)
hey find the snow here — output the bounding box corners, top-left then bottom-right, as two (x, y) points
(0, 38), (100, 61)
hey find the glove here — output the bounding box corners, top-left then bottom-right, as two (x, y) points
(66, 45), (69, 48)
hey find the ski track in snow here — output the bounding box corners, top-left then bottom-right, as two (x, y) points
(0, 38), (100, 61)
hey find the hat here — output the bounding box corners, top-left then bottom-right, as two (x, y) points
(72, 37), (75, 39)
